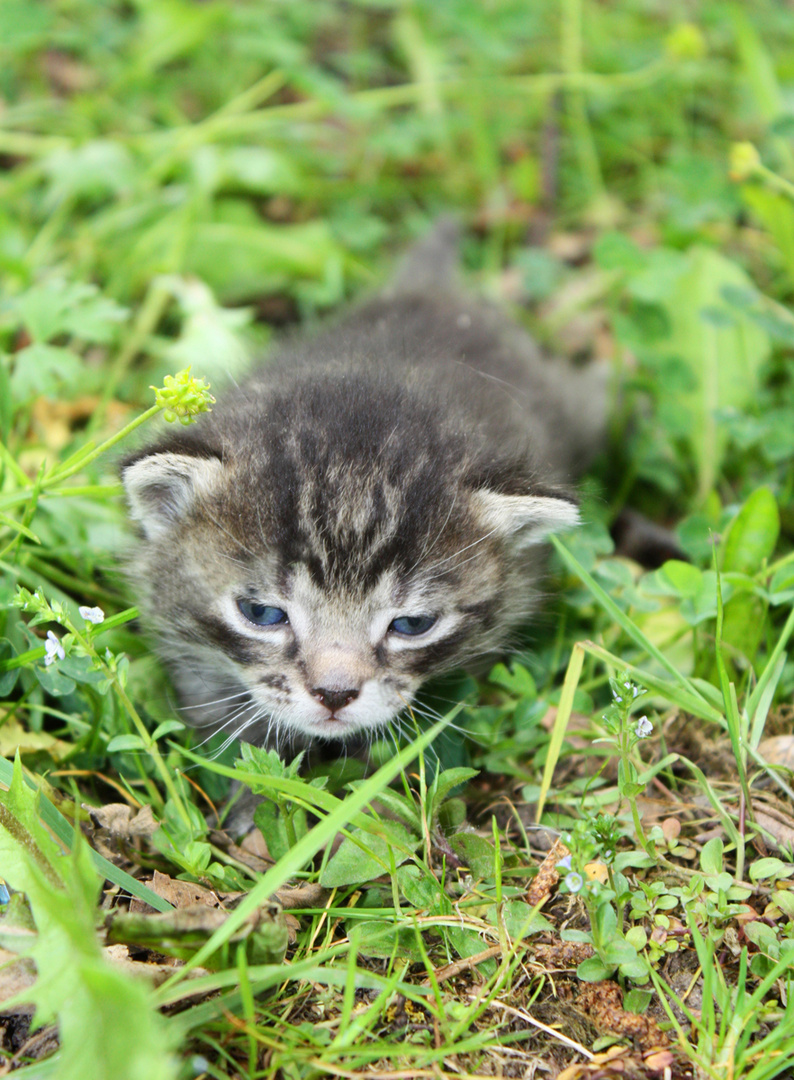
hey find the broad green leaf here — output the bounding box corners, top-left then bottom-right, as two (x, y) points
(722, 488), (780, 574)
(320, 821), (419, 887)
(253, 802), (289, 862)
(749, 857), (792, 882)
(184, 213), (343, 302)
(10, 344), (84, 401)
(397, 864), (441, 909)
(661, 247), (770, 499)
(604, 939), (639, 965)
(488, 662), (536, 698)
(659, 560), (703, 597)
(448, 832), (499, 879)
(577, 957), (613, 981)
(485, 900), (552, 938)
(742, 187), (794, 289)
(347, 920), (423, 962)
(700, 837), (724, 876)
(0, 757), (176, 1079)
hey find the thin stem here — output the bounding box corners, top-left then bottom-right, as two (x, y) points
(560, 0), (605, 203)
(43, 403), (161, 485)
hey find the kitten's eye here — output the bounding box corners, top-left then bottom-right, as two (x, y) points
(238, 600), (288, 627)
(389, 614), (437, 637)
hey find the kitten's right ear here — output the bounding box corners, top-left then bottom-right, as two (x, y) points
(121, 453), (224, 539)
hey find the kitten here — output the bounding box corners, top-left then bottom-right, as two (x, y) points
(122, 221), (606, 751)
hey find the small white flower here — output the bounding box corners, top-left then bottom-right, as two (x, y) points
(614, 695), (623, 703)
(78, 605), (105, 625)
(44, 631), (65, 666)
(565, 872), (584, 894)
(556, 854), (573, 872)
(636, 716), (653, 739)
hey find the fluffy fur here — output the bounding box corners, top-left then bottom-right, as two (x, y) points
(122, 222), (606, 749)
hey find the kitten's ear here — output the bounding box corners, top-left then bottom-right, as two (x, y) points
(472, 490), (580, 549)
(121, 452), (224, 539)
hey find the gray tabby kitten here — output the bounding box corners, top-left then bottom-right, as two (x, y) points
(122, 222), (606, 750)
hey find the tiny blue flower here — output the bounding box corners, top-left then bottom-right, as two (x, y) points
(636, 716), (653, 738)
(79, 605), (105, 625)
(565, 872), (584, 893)
(44, 631), (65, 666)
(556, 854), (573, 871)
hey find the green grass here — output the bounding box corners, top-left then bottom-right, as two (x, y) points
(1, 1), (794, 1077)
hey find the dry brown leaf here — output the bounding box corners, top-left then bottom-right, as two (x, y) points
(30, 396), (130, 453)
(576, 981), (668, 1052)
(531, 941), (594, 969)
(526, 837), (570, 907)
(0, 717), (72, 762)
(759, 735), (794, 771)
(0, 949), (36, 1013)
(130, 870), (233, 913)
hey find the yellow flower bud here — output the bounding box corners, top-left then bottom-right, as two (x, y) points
(729, 142), (762, 182)
(665, 23), (707, 62)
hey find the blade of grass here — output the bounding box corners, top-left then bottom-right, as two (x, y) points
(746, 603), (794, 721)
(0, 756), (172, 912)
(155, 712), (453, 993)
(537, 641), (583, 822)
(551, 535), (715, 710)
(578, 640), (724, 723)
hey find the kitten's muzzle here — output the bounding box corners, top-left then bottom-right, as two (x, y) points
(311, 687), (360, 714)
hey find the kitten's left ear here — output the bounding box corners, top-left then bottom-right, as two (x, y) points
(472, 490), (580, 549)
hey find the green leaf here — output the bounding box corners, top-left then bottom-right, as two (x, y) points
(604, 939), (638, 965)
(396, 864), (441, 909)
(0, 640), (19, 696)
(722, 488), (780, 574)
(619, 957), (650, 981)
(252, 802), (289, 862)
(0, 756), (176, 1079)
(347, 920), (423, 962)
(106, 734), (147, 753)
(659, 247), (770, 499)
(320, 821), (419, 887)
(351, 782), (421, 832)
(10, 344), (84, 401)
(33, 662), (76, 698)
(700, 837), (724, 876)
(749, 857), (792, 882)
(485, 900), (552, 939)
(658, 560), (703, 597)
(577, 956), (613, 981)
(428, 766), (479, 825)
(151, 719), (186, 741)
(488, 662), (537, 698)
(447, 832), (499, 879)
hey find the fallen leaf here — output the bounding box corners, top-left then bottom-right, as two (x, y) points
(759, 735), (794, 771)
(526, 837), (570, 907)
(0, 718), (72, 762)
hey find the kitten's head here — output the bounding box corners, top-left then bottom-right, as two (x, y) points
(121, 374), (578, 745)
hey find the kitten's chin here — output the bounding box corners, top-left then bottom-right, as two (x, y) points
(281, 705), (398, 742)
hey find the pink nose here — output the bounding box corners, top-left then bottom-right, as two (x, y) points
(312, 687), (359, 712)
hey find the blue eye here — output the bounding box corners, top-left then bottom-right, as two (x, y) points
(389, 614), (437, 637)
(238, 600), (288, 627)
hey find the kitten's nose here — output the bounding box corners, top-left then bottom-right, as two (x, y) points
(312, 687), (359, 713)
